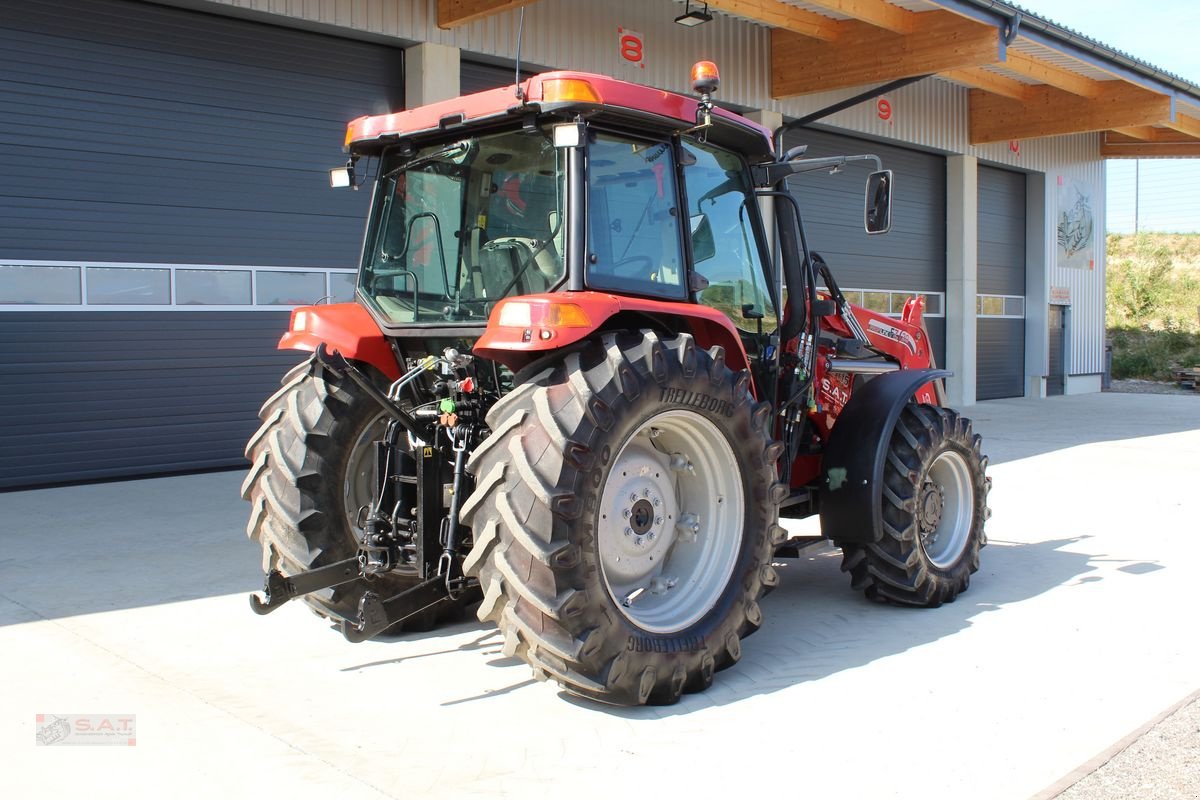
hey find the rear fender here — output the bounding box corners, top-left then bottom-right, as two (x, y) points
(278, 303), (401, 381)
(818, 368), (950, 544)
(474, 291), (752, 383)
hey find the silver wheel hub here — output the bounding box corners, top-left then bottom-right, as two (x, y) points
(597, 410), (744, 634)
(602, 451), (675, 579)
(918, 449), (975, 569)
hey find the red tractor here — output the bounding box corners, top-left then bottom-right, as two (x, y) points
(244, 63), (989, 705)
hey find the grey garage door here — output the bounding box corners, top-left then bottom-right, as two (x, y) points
(461, 60), (541, 94)
(784, 127), (947, 365)
(977, 166), (1026, 401)
(0, 0), (404, 488)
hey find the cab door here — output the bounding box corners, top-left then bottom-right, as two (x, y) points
(679, 139), (779, 386)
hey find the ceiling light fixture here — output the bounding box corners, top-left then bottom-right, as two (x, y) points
(674, 0), (712, 27)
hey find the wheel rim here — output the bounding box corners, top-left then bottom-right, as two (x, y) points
(597, 410), (744, 634)
(917, 449), (975, 569)
(343, 411), (390, 533)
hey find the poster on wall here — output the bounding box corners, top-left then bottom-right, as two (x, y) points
(1056, 177), (1096, 270)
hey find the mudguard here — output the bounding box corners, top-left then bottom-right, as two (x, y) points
(474, 291), (752, 376)
(818, 368), (950, 544)
(278, 303), (401, 381)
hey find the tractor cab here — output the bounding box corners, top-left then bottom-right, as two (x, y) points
(336, 67), (787, 391)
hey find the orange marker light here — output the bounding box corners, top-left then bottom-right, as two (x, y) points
(541, 79), (603, 105)
(691, 61), (720, 94)
(496, 301), (591, 329)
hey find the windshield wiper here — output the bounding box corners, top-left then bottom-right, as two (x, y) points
(382, 141), (469, 180)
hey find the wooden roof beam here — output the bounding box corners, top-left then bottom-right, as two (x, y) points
(1003, 51), (1104, 98)
(940, 67), (1032, 102)
(1101, 132), (1200, 157)
(773, 11), (1002, 97)
(1111, 126), (1159, 140)
(1107, 128), (1199, 144)
(437, 0), (538, 29)
(796, 0), (918, 34)
(1164, 113), (1200, 140)
(970, 83), (1172, 144)
(705, 0), (844, 41)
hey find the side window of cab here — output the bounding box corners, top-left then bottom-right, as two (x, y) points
(681, 140), (777, 333)
(585, 132), (686, 299)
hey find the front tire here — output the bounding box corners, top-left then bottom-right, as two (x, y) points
(840, 404), (990, 606)
(461, 331), (787, 705)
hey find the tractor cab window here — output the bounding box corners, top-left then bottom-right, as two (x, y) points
(585, 132), (686, 300)
(360, 130), (566, 325)
(681, 140), (777, 334)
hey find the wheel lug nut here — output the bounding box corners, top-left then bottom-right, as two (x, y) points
(624, 527), (633, 536)
(655, 516), (663, 525)
(630, 493), (638, 502)
(623, 509), (631, 519)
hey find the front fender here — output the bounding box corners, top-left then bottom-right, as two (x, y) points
(278, 303), (401, 380)
(818, 369), (950, 544)
(474, 291), (752, 376)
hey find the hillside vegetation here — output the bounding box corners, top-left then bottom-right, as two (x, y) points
(1106, 232), (1200, 380)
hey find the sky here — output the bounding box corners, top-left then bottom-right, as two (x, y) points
(1014, 0), (1200, 233)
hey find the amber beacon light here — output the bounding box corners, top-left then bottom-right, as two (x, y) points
(690, 61), (720, 95)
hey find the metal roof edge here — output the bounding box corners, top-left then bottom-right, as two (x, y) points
(929, 0), (1200, 107)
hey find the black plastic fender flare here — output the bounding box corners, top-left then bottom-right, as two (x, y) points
(818, 369), (951, 544)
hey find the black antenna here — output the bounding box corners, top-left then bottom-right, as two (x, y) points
(514, 8), (526, 101)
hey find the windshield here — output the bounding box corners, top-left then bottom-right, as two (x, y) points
(360, 130), (567, 325)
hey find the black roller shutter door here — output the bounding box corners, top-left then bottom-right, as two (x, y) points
(0, 312), (298, 488)
(0, 0), (404, 488)
(977, 166), (1026, 400)
(783, 128), (947, 365)
(461, 60), (539, 94)
(0, 0), (402, 266)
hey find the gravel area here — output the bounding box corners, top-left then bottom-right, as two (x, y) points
(1108, 379), (1197, 396)
(1055, 696), (1200, 800)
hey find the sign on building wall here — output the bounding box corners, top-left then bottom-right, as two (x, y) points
(617, 27), (645, 70)
(1056, 176), (1096, 270)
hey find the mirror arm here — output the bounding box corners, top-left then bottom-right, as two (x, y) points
(753, 154), (882, 188)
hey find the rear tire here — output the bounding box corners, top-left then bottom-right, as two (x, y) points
(840, 404), (989, 607)
(242, 354), (461, 631)
(461, 330), (787, 705)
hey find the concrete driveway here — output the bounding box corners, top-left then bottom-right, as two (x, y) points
(2, 392), (1198, 799)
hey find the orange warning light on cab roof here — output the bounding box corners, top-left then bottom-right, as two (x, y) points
(690, 61), (720, 94)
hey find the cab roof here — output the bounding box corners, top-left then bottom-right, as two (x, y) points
(344, 70), (775, 161)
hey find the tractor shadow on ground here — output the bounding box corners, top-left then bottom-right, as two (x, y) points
(551, 535), (1122, 718)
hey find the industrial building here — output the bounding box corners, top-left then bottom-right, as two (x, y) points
(2, 0), (1198, 488)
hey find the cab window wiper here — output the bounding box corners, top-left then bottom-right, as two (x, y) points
(382, 141), (469, 180)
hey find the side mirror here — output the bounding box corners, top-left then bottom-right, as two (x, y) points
(865, 169), (893, 234)
(690, 213), (717, 264)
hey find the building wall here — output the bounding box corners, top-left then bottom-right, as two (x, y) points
(178, 0), (1108, 379)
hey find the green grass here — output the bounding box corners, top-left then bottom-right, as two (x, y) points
(1106, 233), (1200, 381)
